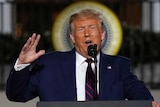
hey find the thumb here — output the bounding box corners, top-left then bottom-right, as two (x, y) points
(36, 50), (45, 58)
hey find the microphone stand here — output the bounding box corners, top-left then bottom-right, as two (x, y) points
(87, 44), (98, 100)
(93, 55), (98, 100)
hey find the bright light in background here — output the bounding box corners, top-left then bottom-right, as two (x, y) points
(152, 1), (160, 33)
(0, 0), (13, 34)
(142, 0), (160, 33)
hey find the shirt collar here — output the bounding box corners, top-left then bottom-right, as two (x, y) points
(76, 52), (86, 65)
(76, 51), (100, 65)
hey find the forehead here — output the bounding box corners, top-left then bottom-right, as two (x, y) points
(73, 18), (100, 26)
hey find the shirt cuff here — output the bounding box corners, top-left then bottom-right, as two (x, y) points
(14, 58), (30, 71)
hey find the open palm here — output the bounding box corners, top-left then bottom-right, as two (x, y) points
(18, 33), (45, 64)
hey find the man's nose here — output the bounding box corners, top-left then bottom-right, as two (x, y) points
(85, 28), (90, 37)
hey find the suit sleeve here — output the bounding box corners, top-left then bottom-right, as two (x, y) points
(122, 58), (154, 100)
(6, 63), (38, 102)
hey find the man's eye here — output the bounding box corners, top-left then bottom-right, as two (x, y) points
(90, 26), (97, 30)
(77, 28), (84, 31)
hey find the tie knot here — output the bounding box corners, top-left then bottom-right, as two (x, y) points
(85, 58), (94, 64)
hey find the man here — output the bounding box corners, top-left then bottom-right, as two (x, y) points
(6, 9), (159, 106)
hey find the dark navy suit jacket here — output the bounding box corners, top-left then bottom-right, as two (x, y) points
(6, 49), (153, 102)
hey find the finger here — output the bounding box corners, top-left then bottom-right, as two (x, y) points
(152, 101), (160, 107)
(30, 33), (37, 46)
(33, 34), (41, 47)
(22, 37), (32, 52)
(22, 33), (36, 52)
(35, 50), (45, 58)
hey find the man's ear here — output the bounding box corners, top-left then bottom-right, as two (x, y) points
(70, 34), (75, 44)
(101, 31), (106, 41)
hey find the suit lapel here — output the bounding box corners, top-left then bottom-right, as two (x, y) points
(98, 53), (115, 99)
(61, 49), (77, 100)
(60, 50), (117, 100)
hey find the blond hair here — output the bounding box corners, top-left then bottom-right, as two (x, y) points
(69, 9), (105, 33)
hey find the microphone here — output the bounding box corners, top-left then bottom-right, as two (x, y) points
(87, 44), (98, 100)
(87, 44), (97, 58)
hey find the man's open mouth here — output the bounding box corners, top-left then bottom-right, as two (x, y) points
(85, 40), (92, 45)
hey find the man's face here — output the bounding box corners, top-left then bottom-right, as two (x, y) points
(70, 18), (105, 58)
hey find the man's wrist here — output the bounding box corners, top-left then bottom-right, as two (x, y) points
(14, 58), (30, 71)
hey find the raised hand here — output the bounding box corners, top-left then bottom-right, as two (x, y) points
(17, 33), (45, 65)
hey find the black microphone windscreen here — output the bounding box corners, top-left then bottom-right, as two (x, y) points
(87, 44), (97, 58)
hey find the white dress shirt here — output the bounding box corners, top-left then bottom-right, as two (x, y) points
(75, 52), (100, 101)
(14, 52), (100, 101)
